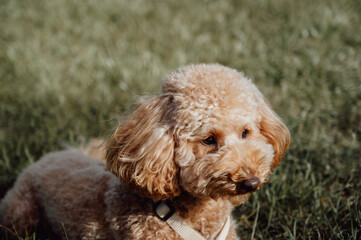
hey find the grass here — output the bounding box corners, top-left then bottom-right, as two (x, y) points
(0, 0), (360, 239)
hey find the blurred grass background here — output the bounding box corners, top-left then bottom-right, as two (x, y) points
(0, 0), (360, 239)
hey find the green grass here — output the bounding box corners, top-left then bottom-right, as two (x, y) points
(1, 0), (360, 239)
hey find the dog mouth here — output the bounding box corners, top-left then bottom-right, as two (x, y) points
(209, 176), (261, 197)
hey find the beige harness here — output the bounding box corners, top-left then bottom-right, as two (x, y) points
(154, 201), (231, 240)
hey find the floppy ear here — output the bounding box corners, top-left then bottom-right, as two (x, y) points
(106, 95), (180, 200)
(259, 97), (290, 170)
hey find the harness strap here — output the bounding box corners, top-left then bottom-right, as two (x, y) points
(154, 201), (231, 240)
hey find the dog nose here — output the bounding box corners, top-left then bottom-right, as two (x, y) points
(238, 177), (260, 193)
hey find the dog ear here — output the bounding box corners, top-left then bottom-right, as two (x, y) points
(259, 97), (290, 170)
(106, 95), (180, 200)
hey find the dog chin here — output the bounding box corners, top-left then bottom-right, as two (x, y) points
(227, 193), (251, 206)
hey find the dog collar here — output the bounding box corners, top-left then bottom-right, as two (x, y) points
(154, 200), (231, 240)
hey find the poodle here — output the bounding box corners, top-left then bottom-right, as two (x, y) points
(0, 64), (290, 240)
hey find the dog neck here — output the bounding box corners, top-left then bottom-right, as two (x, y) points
(168, 192), (233, 239)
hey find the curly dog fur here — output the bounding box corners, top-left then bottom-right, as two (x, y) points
(0, 64), (290, 240)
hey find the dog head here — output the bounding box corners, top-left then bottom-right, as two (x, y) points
(106, 64), (290, 205)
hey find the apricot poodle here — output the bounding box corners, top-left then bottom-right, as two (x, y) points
(0, 64), (290, 240)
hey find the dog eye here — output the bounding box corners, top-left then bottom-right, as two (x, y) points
(201, 136), (217, 146)
(242, 129), (250, 139)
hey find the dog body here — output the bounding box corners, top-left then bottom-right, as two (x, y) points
(0, 64), (290, 239)
(1, 150), (231, 239)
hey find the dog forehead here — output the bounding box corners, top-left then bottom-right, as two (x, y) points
(162, 64), (263, 120)
(173, 104), (260, 139)
(162, 64), (263, 134)
(162, 64), (263, 106)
